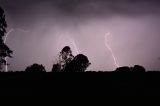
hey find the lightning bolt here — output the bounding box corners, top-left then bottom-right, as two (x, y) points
(105, 32), (119, 67)
(4, 28), (28, 72)
(4, 28), (28, 43)
(68, 36), (79, 55)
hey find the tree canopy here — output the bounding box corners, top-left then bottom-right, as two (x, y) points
(0, 6), (13, 71)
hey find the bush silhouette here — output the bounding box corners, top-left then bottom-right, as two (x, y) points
(132, 65), (146, 73)
(25, 63), (46, 72)
(64, 54), (91, 72)
(115, 66), (131, 72)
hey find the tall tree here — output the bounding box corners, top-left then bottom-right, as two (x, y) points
(0, 6), (13, 71)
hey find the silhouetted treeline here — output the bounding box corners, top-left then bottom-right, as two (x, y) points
(0, 70), (160, 96)
(2, 64), (158, 96)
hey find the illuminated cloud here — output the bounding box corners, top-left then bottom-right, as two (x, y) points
(1, 0), (160, 71)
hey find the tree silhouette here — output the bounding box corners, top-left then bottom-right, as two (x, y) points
(64, 54), (91, 72)
(115, 66), (131, 72)
(132, 65), (146, 73)
(25, 63), (46, 72)
(0, 6), (13, 71)
(52, 46), (74, 72)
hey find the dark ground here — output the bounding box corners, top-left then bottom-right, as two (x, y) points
(0, 71), (160, 96)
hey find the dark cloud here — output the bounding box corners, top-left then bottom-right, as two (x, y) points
(2, 0), (160, 18)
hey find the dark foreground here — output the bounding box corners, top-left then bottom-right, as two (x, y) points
(0, 71), (160, 96)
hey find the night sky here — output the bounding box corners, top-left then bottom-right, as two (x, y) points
(1, 0), (160, 71)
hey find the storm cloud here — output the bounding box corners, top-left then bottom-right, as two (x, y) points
(1, 0), (160, 71)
